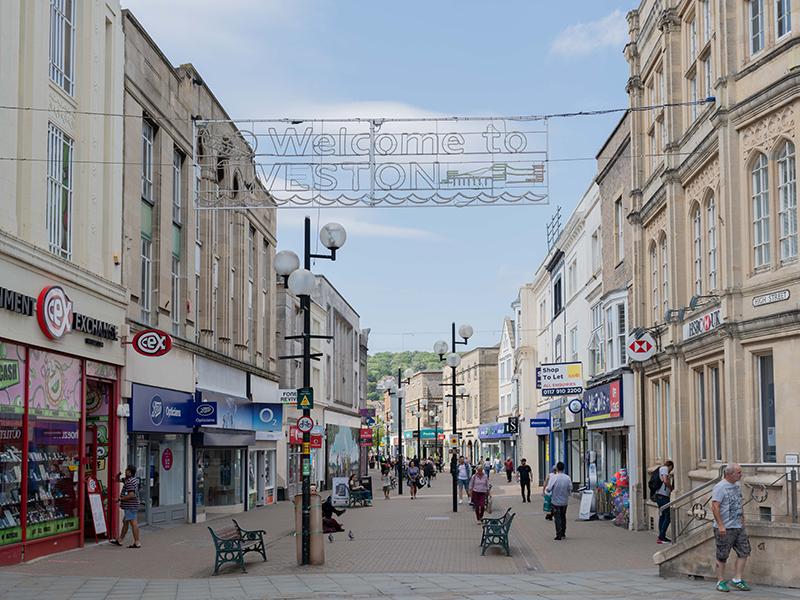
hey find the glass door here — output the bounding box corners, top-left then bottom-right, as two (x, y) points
(134, 438), (148, 524)
(256, 451), (265, 506)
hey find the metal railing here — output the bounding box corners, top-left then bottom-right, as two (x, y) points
(658, 463), (799, 543)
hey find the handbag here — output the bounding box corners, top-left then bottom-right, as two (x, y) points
(543, 493), (552, 513)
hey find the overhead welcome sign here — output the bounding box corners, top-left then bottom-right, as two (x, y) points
(536, 362), (583, 396)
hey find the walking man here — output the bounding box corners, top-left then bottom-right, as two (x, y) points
(456, 456), (471, 504)
(654, 459), (674, 543)
(712, 464), (752, 592)
(111, 465), (141, 548)
(516, 458), (532, 502)
(504, 457), (514, 482)
(545, 461), (571, 540)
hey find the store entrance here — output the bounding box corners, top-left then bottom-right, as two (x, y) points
(132, 434), (187, 526)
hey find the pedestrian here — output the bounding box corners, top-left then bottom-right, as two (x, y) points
(712, 464), (752, 592)
(516, 458), (532, 502)
(423, 458), (435, 488)
(542, 465), (557, 520)
(468, 465), (490, 522)
(110, 465), (141, 548)
(381, 464), (392, 500)
(456, 456), (471, 504)
(653, 459), (674, 544)
(545, 461), (571, 540)
(494, 456), (502, 474)
(504, 457), (514, 483)
(483, 456), (492, 476)
(407, 460), (420, 500)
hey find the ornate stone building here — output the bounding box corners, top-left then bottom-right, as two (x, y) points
(625, 0), (800, 536)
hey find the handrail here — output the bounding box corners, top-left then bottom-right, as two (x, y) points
(658, 463), (799, 513)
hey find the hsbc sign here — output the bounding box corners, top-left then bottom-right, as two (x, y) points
(626, 332), (657, 362)
(683, 308), (723, 341)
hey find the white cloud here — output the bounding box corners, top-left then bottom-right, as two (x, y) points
(550, 10), (628, 58)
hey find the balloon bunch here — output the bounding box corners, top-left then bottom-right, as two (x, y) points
(608, 468), (630, 522)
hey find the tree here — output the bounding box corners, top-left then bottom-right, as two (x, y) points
(367, 351), (443, 403)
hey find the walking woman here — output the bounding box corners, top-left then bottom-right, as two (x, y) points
(407, 460), (420, 500)
(468, 465), (490, 522)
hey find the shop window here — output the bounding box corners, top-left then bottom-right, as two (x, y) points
(758, 354), (776, 462)
(0, 343), (25, 547)
(200, 448), (243, 507)
(711, 366), (722, 461)
(697, 370), (707, 460)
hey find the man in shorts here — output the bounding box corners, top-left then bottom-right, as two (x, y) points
(456, 456), (471, 504)
(711, 463), (751, 592)
(111, 465), (141, 548)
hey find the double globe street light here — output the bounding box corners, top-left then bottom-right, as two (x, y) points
(377, 368), (413, 495)
(433, 323), (473, 513)
(275, 217), (346, 566)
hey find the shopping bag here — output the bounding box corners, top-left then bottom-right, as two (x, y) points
(543, 493), (552, 513)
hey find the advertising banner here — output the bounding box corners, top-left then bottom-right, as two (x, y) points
(583, 379), (623, 422)
(130, 383), (194, 433)
(326, 425), (360, 487)
(535, 362), (583, 396)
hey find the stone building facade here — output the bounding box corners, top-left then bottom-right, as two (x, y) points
(625, 0), (800, 532)
(402, 370), (443, 459)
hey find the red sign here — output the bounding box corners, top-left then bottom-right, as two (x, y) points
(162, 448), (173, 471)
(289, 426), (322, 448)
(628, 339), (652, 353)
(131, 329), (172, 357)
(609, 380), (621, 419)
(297, 416), (314, 433)
(37, 285), (73, 339)
(359, 427), (372, 440)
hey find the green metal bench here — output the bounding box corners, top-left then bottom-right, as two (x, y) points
(480, 511), (515, 556)
(347, 489), (372, 507)
(207, 519), (267, 575)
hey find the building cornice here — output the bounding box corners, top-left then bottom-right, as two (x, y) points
(657, 8), (681, 34)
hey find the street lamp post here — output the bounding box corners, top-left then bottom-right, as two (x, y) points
(434, 322), (473, 513)
(275, 217), (346, 566)
(410, 397), (429, 459)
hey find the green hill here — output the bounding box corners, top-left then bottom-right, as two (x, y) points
(367, 351), (443, 402)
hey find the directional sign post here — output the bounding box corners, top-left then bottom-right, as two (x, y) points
(296, 387), (314, 410)
(626, 332), (657, 362)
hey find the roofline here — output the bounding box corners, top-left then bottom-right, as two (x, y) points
(122, 10), (183, 83)
(595, 110), (630, 160)
(315, 274), (361, 319)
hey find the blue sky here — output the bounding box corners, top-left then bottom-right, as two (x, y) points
(123, 0), (635, 353)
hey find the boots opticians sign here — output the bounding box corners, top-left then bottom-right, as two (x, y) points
(0, 284), (117, 342)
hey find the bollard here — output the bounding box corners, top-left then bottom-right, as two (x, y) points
(295, 492), (324, 565)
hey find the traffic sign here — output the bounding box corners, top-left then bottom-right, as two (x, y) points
(448, 434), (460, 447)
(296, 387), (314, 409)
(302, 459), (311, 476)
(626, 332), (657, 362)
(297, 416), (314, 433)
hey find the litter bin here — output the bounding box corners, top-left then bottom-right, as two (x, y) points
(359, 475), (373, 496)
(294, 491), (324, 565)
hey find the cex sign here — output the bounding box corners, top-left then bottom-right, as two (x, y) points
(131, 329), (172, 357)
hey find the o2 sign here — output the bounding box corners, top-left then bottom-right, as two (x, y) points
(36, 286), (74, 339)
(131, 329), (172, 357)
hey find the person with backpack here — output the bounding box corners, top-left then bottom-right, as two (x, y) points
(650, 459), (674, 543)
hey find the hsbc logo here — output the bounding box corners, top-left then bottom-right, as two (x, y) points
(629, 339), (652, 353)
(626, 331), (657, 362)
(131, 329), (172, 357)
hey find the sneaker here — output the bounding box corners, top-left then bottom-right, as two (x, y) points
(716, 580), (730, 593)
(459, 499), (463, 504)
(657, 538), (666, 544)
(731, 580), (751, 591)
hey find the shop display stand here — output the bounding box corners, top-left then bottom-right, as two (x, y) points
(25, 448), (78, 541)
(0, 447), (22, 546)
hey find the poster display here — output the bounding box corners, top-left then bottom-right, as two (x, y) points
(28, 350), (82, 419)
(325, 425), (360, 487)
(0, 343), (25, 414)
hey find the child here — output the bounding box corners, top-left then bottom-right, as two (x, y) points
(381, 466), (392, 500)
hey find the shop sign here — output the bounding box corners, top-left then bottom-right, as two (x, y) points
(529, 417), (550, 429)
(36, 285), (118, 341)
(130, 383), (194, 433)
(278, 389), (297, 404)
(583, 379), (623, 422)
(535, 362), (583, 396)
(253, 403), (283, 432)
(131, 329), (172, 357)
(161, 448), (173, 471)
(478, 423), (512, 440)
(0, 286), (35, 316)
(403, 428), (438, 439)
(626, 332), (657, 362)
(0, 359), (20, 391)
(359, 408), (375, 418)
(753, 289), (790, 307)
(193, 401), (218, 425)
(683, 308), (723, 340)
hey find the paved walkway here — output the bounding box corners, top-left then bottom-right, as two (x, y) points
(0, 472), (797, 598)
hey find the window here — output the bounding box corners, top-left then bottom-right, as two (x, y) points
(665, 380), (672, 458)
(758, 354), (776, 462)
(553, 277), (563, 317)
(617, 303), (627, 366)
(591, 228), (601, 272)
(693, 205), (703, 295)
(539, 299), (547, 328)
(567, 260), (577, 298)
(702, 0), (712, 43)
(654, 380), (662, 458)
(697, 370), (707, 460)
(589, 303), (604, 375)
(140, 202), (153, 323)
(776, 0), (791, 38)
(660, 235), (669, 315)
(49, 0), (75, 95)
(777, 140), (798, 261)
(614, 198), (624, 261)
(172, 150), (183, 224)
(142, 121), (154, 203)
(711, 365), (722, 461)
(648, 130), (657, 174)
(703, 56), (713, 98)
(688, 17), (697, 61)
(570, 326), (578, 362)
(46, 123), (73, 259)
(707, 196), (718, 290)
(171, 225), (181, 335)
(689, 74), (698, 121)
(752, 153), (771, 267)
(750, 0), (765, 55)
(554, 335), (562, 363)
(605, 307), (614, 369)
(650, 243), (659, 323)
(248, 225), (255, 356)
(262, 240), (269, 357)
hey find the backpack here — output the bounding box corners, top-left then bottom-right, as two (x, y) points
(648, 468), (662, 499)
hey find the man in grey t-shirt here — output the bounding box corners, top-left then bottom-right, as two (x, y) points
(545, 461), (572, 540)
(711, 463), (751, 592)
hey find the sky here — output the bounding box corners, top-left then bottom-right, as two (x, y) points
(122, 0), (636, 353)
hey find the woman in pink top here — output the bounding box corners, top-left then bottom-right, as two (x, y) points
(468, 465), (490, 522)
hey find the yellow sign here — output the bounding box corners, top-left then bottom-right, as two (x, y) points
(302, 442), (310, 454)
(296, 387), (314, 409)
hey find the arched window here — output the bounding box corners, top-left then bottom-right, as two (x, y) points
(660, 234), (669, 316)
(706, 196), (718, 290)
(650, 242), (659, 323)
(752, 152), (770, 267)
(777, 140), (798, 261)
(692, 204), (703, 295)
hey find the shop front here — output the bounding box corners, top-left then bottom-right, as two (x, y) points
(583, 371), (636, 528)
(402, 428), (440, 459)
(478, 423), (513, 465)
(249, 402), (282, 508)
(532, 410), (551, 486)
(127, 383), (193, 526)
(0, 277), (124, 564)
